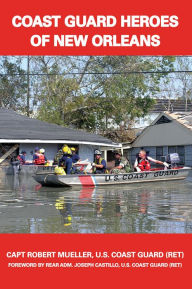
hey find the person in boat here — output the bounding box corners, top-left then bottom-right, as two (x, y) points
(70, 147), (81, 173)
(92, 150), (107, 174)
(110, 150), (131, 174)
(17, 151), (27, 165)
(59, 147), (73, 174)
(33, 148), (46, 165)
(71, 147), (81, 164)
(33, 147), (40, 163)
(134, 149), (170, 172)
(39, 148), (50, 166)
(54, 162), (66, 176)
(53, 149), (63, 165)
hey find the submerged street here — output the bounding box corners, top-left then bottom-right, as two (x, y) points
(0, 174), (192, 233)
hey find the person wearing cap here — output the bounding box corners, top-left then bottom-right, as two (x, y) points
(33, 147), (40, 163)
(17, 151), (27, 165)
(54, 144), (69, 165)
(59, 147), (73, 174)
(71, 147), (81, 164)
(92, 150), (107, 174)
(110, 150), (130, 174)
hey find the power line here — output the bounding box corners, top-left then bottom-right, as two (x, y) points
(0, 70), (192, 76)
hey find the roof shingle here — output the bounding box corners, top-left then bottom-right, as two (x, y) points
(0, 109), (117, 146)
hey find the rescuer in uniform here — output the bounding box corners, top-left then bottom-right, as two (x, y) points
(59, 147), (73, 174)
(40, 148), (49, 164)
(110, 150), (131, 174)
(33, 148), (46, 165)
(32, 147), (40, 163)
(54, 149), (63, 165)
(71, 147), (81, 164)
(134, 149), (170, 172)
(17, 151), (27, 165)
(71, 147), (81, 173)
(92, 150), (107, 174)
(54, 162), (66, 176)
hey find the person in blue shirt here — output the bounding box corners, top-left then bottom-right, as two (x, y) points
(71, 147), (80, 164)
(59, 147), (73, 175)
(17, 151), (26, 165)
(92, 150), (107, 174)
(33, 147), (40, 163)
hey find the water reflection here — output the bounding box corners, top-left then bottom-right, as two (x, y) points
(0, 174), (192, 233)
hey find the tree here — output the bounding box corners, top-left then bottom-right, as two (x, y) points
(66, 56), (175, 133)
(0, 57), (27, 111)
(174, 57), (192, 111)
(32, 56), (175, 138)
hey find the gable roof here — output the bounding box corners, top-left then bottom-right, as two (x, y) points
(132, 111), (192, 147)
(166, 111), (192, 130)
(0, 109), (119, 147)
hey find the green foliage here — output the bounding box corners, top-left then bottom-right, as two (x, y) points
(0, 57), (27, 111)
(77, 56), (174, 130)
(34, 56), (175, 135)
(0, 56), (176, 141)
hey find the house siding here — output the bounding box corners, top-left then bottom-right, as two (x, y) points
(130, 145), (192, 167)
(79, 144), (98, 162)
(185, 145), (192, 166)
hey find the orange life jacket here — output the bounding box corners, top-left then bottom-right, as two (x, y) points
(138, 158), (151, 171)
(34, 153), (45, 165)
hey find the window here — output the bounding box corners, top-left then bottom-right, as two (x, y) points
(156, 146), (164, 162)
(168, 146), (185, 165)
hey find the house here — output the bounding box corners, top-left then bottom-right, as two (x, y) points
(130, 111), (192, 167)
(0, 109), (120, 163)
(135, 98), (192, 128)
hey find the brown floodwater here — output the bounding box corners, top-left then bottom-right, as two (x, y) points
(0, 173), (192, 233)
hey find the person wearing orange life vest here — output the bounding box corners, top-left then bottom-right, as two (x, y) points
(40, 148), (49, 165)
(33, 148), (46, 165)
(134, 150), (170, 172)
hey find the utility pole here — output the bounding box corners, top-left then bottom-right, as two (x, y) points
(27, 56), (30, 116)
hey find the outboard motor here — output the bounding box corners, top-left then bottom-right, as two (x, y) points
(166, 153), (180, 168)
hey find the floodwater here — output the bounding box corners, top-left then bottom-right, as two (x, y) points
(0, 173), (192, 233)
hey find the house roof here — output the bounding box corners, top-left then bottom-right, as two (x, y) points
(165, 111), (192, 130)
(0, 109), (119, 147)
(131, 111), (192, 147)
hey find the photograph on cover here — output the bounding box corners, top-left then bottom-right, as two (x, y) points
(0, 55), (191, 233)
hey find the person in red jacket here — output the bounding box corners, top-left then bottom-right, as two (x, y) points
(17, 151), (27, 165)
(134, 150), (169, 172)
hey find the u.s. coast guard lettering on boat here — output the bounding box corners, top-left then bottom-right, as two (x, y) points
(105, 172), (150, 182)
(154, 170), (178, 177)
(105, 170), (179, 182)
